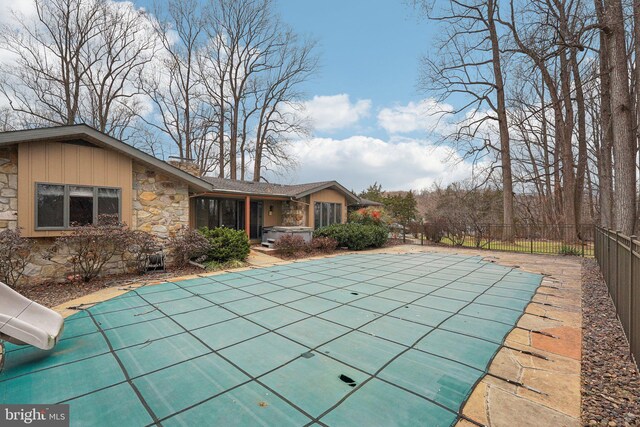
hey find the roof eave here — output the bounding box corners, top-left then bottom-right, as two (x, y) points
(294, 181), (360, 204)
(0, 125), (213, 192)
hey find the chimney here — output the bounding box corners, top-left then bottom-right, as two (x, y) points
(168, 156), (201, 177)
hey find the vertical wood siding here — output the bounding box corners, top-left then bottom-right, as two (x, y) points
(18, 141), (133, 237)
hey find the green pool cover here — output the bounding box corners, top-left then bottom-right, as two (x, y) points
(0, 253), (542, 426)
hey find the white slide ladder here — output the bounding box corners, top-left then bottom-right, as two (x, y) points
(0, 281), (64, 350)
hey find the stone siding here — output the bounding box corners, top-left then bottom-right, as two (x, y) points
(132, 162), (190, 240)
(281, 200), (306, 226)
(0, 146), (18, 231)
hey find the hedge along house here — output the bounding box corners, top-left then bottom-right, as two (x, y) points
(0, 125), (360, 281)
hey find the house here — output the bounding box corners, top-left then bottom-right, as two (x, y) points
(0, 125), (362, 280)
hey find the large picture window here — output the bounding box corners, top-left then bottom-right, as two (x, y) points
(35, 183), (121, 229)
(314, 202), (342, 228)
(194, 198), (244, 230)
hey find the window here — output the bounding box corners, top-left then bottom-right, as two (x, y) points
(35, 183), (121, 229)
(314, 202), (342, 228)
(69, 186), (94, 225)
(194, 197), (244, 230)
(37, 184), (64, 228)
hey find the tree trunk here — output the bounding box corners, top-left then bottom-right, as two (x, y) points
(571, 49), (588, 227)
(487, 0), (514, 241)
(634, 0), (640, 231)
(605, 0), (637, 234)
(218, 79), (225, 178)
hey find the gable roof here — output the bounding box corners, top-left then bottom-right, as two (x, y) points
(0, 124), (361, 203)
(0, 124), (212, 192)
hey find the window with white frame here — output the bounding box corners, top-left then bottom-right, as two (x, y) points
(35, 183), (121, 229)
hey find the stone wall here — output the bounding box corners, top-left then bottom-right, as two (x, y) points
(132, 162), (190, 240)
(0, 146), (18, 231)
(281, 200), (306, 226)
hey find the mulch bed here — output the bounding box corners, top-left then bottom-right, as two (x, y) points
(266, 238), (412, 261)
(15, 267), (201, 308)
(582, 259), (640, 426)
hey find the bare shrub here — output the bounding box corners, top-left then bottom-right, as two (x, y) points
(274, 234), (308, 257)
(0, 229), (34, 288)
(50, 216), (129, 282)
(310, 237), (338, 253)
(126, 230), (161, 274)
(168, 227), (211, 267)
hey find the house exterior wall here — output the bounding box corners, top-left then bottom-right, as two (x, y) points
(263, 200), (282, 227)
(0, 146), (18, 231)
(132, 162), (190, 240)
(17, 140), (133, 237)
(7, 144), (190, 284)
(308, 189), (348, 227)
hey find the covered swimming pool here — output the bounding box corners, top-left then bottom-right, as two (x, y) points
(0, 252), (542, 426)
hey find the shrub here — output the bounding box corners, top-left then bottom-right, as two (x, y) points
(126, 230), (161, 274)
(310, 236), (338, 253)
(199, 227), (250, 262)
(0, 229), (34, 288)
(314, 223), (388, 250)
(169, 227), (211, 267)
(274, 234), (308, 256)
(423, 218), (447, 243)
(349, 207), (391, 226)
(559, 245), (581, 256)
(51, 217), (129, 282)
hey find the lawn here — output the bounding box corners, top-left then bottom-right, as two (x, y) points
(437, 236), (594, 256)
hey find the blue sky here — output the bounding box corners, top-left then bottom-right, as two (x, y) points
(275, 0), (434, 139)
(268, 0), (472, 190)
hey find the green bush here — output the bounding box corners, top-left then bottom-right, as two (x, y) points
(314, 223), (388, 250)
(199, 227), (250, 262)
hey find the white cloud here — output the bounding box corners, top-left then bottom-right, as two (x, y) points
(377, 98), (454, 134)
(279, 135), (474, 192)
(303, 94), (371, 132)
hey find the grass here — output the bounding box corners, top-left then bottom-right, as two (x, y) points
(436, 236), (593, 256)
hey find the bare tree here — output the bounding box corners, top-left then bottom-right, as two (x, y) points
(500, 0), (596, 238)
(594, 0), (614, 228)
(0, 0), (103, 127)
(81, 2), (157, 139)
(138, 0), (214, 174)
(417, 0), (516, 239)
(200, 0), (316, 181)
(601, 0), (636, 234)
(252, 30), (316, 182)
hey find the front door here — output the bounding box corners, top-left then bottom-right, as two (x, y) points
(250, 201), (263, 239)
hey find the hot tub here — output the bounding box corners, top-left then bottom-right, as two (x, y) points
(262, 226), (314, 244)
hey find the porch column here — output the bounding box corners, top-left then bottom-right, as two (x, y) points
(245, 195), (250, 237)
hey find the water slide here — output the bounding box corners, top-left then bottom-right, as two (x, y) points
(0, 281), (64, 350)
